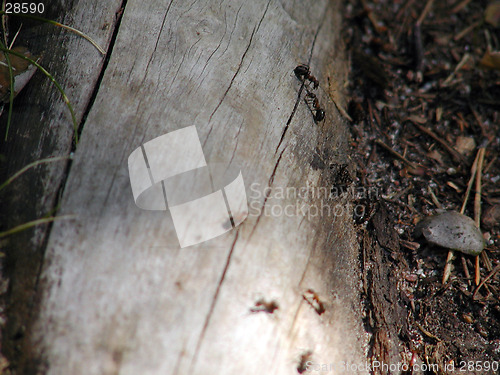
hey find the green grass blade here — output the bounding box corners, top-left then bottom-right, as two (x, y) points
(0, 214), (75, 239)
(0, 155), (69, 191)
(0, 45), (80, 143)
(0, 11), (106, 55)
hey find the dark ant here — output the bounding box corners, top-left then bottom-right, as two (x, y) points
(293, 64), (326, 122)
(302, 289), (325, 315)
(294, 64), (319, 89)
(250, 298), (279, 314)
(304, 91), (325, 122)
(297, 350), (313, 374)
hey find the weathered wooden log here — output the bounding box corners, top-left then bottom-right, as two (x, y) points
(0, 1), (122, 371)
(1, 0), (379, 373)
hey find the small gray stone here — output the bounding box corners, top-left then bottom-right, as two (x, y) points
(414, 211), (485, 256)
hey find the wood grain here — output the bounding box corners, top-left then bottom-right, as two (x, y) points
(0, 0), (122, 369)
(7, 0), (370, 373)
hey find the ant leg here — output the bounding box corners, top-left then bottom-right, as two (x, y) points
(304, 91), (325, 122)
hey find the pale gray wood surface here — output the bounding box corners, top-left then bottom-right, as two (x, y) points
(0, 0), (122, 368)
(30, 0), (369, 374)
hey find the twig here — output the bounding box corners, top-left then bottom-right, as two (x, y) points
(442, 53), (471, 87)
(446, 181), (462, 193)
(473, 263), (500, 300)
(414, 123), (465, 163)
(413, 24), (424, 80)
(474, 148), (485, 228)
(415, 321), (441, 341)
(481, 251), (493, 272)
(401, 239), (420, 251)
(417, 0), (434, 25)
(374, 139), (419, 169)
(474, 148), (485, 285)
(361, 0), (386, 33)
(469, 104), (490, 140)
(483, 155), (495, 174)
(427, 185), (442, 209)
(327, 77), (353, 122)
(412, 0), (433, 79)
(442, 251), (455, 284)
(367, 100), (375, 131)
(454, 20), (482, 42)
(460, 150), (481, 214)
(443, 150), (481, 284)
(452, 0), (473, 13)
(461, 256), (471, 285)
(475, 256), (481, 286)
(386, 185), (412, 201)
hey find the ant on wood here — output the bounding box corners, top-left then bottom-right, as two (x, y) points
(302, 288), (326, 315)
(250, 298), (279, 314)
(304, 92), (325, 122)
(297, 350), (313, 374)
(294, 64), (326, 123)
(293, 64), (319, 89)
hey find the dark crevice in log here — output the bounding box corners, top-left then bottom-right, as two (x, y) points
(74, 0), (128, 147)
(190, 231), (239, 371)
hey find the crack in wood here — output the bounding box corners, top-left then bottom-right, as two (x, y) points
(75, 0), (127, 147)
(275, 9), (327, 154)
(142, 0), (174, 77)
(248, 145), (285, 241)
(189, 230), (240, 371)
(204, 0), (271, 147)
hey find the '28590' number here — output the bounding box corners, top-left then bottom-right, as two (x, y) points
(5, 2), (45, 14)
